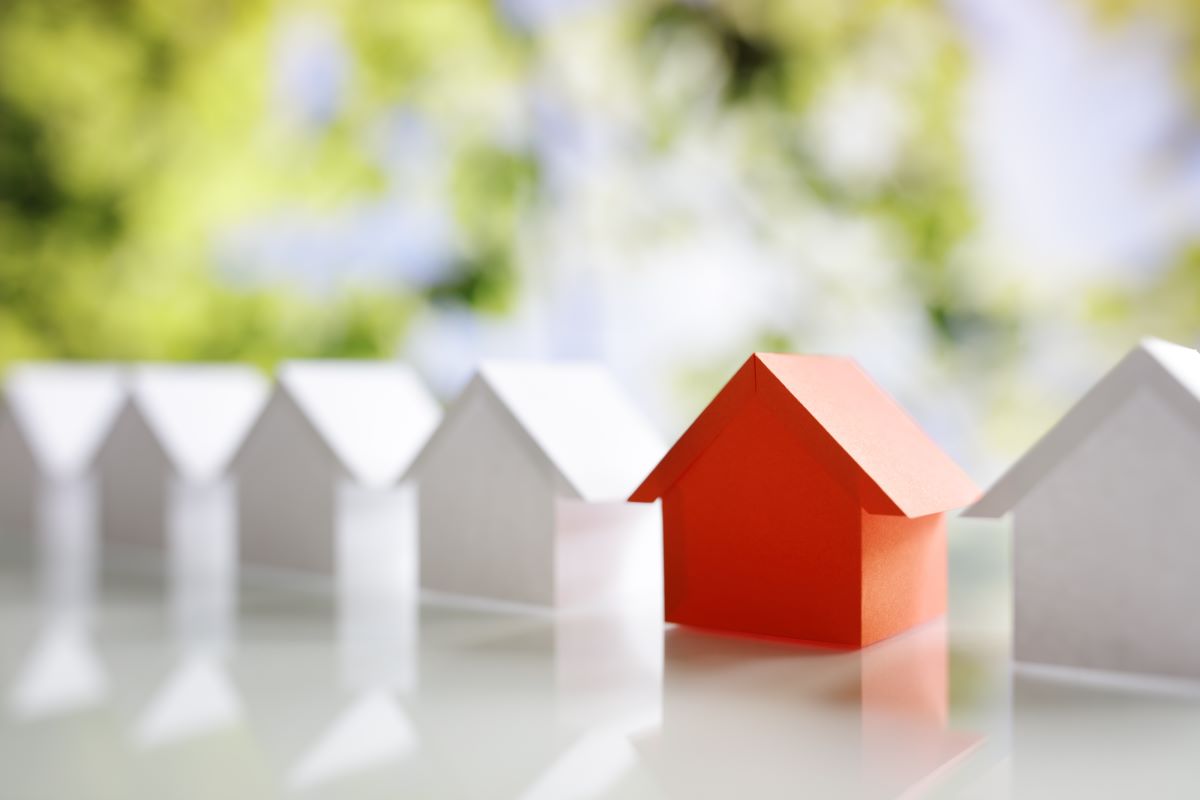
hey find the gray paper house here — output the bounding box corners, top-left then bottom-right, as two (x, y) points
(96, 364), (269, 591)
(406, 361), (664, 608)
(967, 338), (1200, 679)
(232, 361), (441, 575)
(0, 364), (127, 544)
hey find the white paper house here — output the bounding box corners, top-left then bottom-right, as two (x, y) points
(96, 365), (269, 562)
(407, 361), (665, 608)
(232, 361), (442, 575)
(0, 364), (126, 548)
(966, 338), (1200, 679)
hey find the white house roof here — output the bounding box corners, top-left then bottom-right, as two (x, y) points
(4, 363), (127, 479)
(412, 361), (665, 502)
(967, 338), (1200, 518)
(129, 365), (269, 482)
(276, 361), (442, 488)
(1141, 336), (1200, 400)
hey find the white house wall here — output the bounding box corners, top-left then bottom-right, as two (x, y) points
(167, 476), (236, 653)
(237, 392), (339, 574)
(37, 475), (100, 620)
(552, 502), (664, 730)
(553, 499), (662, 610)
(1013, 385), (1200, 678)
(417, 385), (557, 606)
(337, 480), (418, 693)
(98, 403), (170, 551)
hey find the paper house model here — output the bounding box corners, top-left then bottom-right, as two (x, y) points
(0, 364), (127, 545)
(232, 361), (441, 574)
(96, 365), (268, 561)
(966, 338), (1200, 679)
(407, 361), (664, 608)
(630, 353), (979, 648)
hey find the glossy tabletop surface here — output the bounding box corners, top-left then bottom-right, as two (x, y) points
(0, 518), (1196, 800)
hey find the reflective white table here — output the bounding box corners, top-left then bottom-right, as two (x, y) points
(0, 519), (1195, 799)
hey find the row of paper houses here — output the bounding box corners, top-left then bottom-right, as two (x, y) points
(1, 337), (1198, 682)
(0, 360), (665, 608)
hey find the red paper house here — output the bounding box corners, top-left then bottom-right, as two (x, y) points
(630, 353), (979, 648)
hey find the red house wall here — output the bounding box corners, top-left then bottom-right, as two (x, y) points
(661, 396), (864, 646)
(860, 511), (946, 646)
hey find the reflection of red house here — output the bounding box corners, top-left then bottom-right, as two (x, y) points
(630, 354), (979, 647)
(633, 622), (982, 799)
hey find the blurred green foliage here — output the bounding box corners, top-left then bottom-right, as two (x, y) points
(1086, 0), (1200, 346)
(0, 0), (1192, 385)
(635, 0), (1007, 359)
(1096, 0), (1200, 95)
(0, 0), (530, 367)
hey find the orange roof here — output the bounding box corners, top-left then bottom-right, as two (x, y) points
(630, 353), (979, 518)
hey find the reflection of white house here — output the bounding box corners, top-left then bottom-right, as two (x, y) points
(7, 619), (109, 720)
(967, 338), (1200, 679)
(96, 365), (268, 572)
(287, 689), (420, 791)
(232, 361), (441, 575)
(407, 361), (664, 608)
(135, 654), (244, 749)
(283, 506), (425, 791)
(0, 363), (126, 547)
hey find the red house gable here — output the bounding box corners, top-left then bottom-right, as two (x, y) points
(631, 353), (978, 515)
(630, 353), (979, 647)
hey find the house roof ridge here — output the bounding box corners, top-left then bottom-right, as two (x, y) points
(633, 353), (978, 517)
(270, 360), (442, 488)
(409, 361), (664, 503)
(966, 340), (1200, 518)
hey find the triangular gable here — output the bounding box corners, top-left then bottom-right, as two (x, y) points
(408, 361), (665, 503)
(276, 361), (442, 488)
(130, 365), (269, 483)
(966, 338), (1200, 518)
(4, 363), (127, 479)
(480, 362), (665, 501)
(631, 353), (979, 518)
